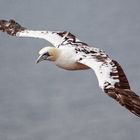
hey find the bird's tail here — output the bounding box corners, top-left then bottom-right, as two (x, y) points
(106, 88), (140, 117)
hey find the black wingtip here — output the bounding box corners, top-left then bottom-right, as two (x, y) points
(106, 88), (140, 118)
(0, 19), (26, 36)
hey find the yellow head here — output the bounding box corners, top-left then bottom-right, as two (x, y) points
(36, 47), (58, 63)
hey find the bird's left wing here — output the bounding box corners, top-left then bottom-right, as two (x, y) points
(77, 47), (140, 117)
(0, 19), (79, 47)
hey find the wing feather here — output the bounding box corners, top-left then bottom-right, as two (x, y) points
(78, 48), (140, 117)
(106, 88), (140, 117)
(0, 19), (70, 47)
(77, 52), (120, 90)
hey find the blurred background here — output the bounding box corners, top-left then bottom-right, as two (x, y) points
(0, 0), (140, 140)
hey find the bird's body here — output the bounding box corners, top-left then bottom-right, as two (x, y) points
(55, 47), (83, 70)
(55, 56), (89, 71)
(1, 19), (140, 117)
(49, 46), (89, 70)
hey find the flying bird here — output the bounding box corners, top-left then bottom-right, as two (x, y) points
(0, 19), (140, 117)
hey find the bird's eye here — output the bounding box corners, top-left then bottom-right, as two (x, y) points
(43, 52), (50, 56)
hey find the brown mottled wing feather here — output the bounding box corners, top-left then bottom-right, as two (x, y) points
(0, 19), (25, 36)
(104, 60), (140, 117)
(111, 60), (130, 89)
(105, 88), (140, 117)
(0, 19), (87, 47)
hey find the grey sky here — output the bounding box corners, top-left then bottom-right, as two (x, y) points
(0, 0), (140, 140)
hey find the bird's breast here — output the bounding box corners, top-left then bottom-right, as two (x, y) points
(55, 61), (89, 70)
(54, 47), (90, 70)
(54, 56), (89, 71)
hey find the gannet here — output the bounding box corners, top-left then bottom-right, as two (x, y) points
(0, 19), (140, 117)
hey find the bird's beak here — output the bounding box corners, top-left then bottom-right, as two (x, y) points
(36, 52), (50, 64)
(36, 54), (44, 64)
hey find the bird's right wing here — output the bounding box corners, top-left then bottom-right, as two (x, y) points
(0, 19), (71, 47)
(77, 49), (140, 117)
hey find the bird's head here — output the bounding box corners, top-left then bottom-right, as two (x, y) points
(36, 47), (58, 63)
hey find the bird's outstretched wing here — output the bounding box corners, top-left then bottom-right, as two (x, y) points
(0, 19), (86, 47)
(77, 46), (140, 117)
(1, 19), (140, 117)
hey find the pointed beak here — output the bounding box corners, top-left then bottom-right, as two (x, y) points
(36, 52), (50, 64)
(36, 54), (44, 64)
